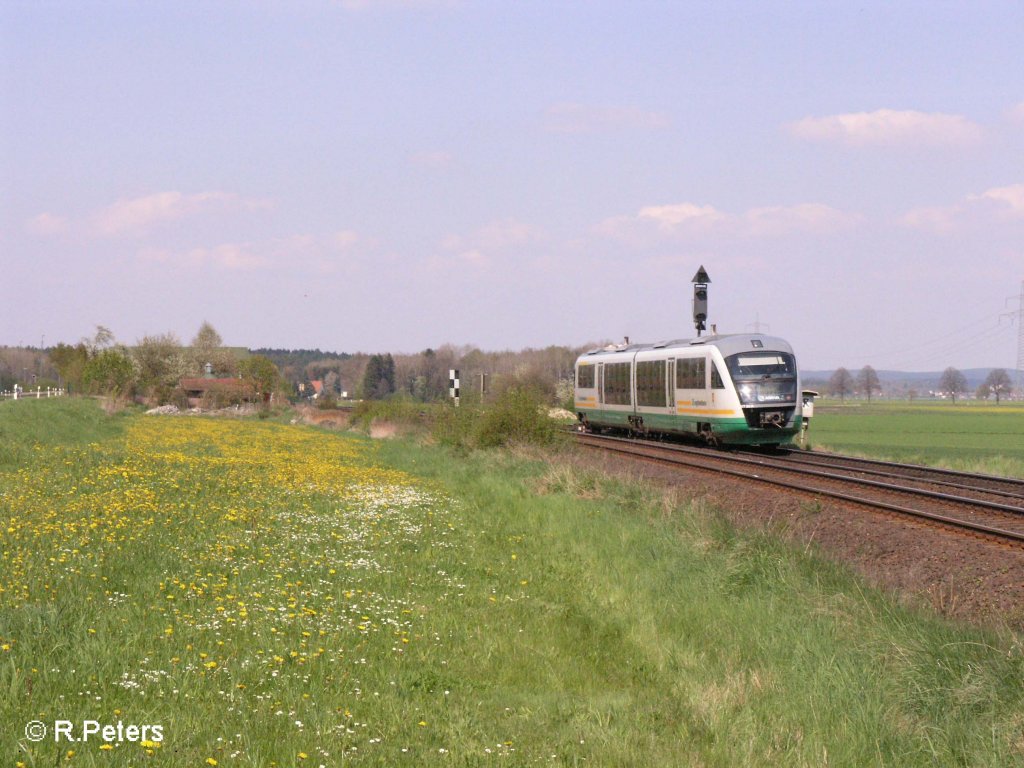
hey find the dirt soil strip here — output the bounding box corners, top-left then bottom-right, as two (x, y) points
(571, 445), (1024, 630)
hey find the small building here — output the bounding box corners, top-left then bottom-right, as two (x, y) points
(179, 377), (256, 408)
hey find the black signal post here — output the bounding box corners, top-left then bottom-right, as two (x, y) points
(692, 265), (711, 336)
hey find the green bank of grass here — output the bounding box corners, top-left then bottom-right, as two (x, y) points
(808, 401), (1024, 478)
(0, 397), (132, 469)
(372, 439), (1024, 766)
(3, 401), (1024, 765)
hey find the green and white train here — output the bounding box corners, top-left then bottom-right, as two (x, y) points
(573, 333), (803, 446)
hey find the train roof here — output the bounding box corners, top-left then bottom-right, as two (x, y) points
(578, 333), (794, 360)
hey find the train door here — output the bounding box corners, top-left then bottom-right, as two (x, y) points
(667, 359), (676, 415)
(709, 352), (726, 406)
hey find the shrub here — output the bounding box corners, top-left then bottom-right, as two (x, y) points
(473, 385), (559, 448)
(349, 399), (429, 432)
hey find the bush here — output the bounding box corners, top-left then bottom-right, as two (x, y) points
(431, 403), (482, 450)
(475, 386), (558, 447)
(82, 348), (136, 398)
(349, 399), (429, 432)
(343, 384), (562, 450)
(430, 386), (560, 449)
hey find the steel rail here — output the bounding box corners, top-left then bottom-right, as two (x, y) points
(765, 449), (1024, 492)
(730, 451), (1024, 514)
(735, 451), (1024, 503)
(575, 433), (1024, 546)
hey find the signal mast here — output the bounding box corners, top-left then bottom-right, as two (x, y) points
(692, 265), (710, 336)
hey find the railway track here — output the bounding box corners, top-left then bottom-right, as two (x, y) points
(741, 448), (1024, 503)
(574, 432), (1024, 547)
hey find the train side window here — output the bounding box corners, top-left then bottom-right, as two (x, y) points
(577, 364), (595, 389)
(603, 362), (632, 405)
(636, 360), (666, 407)
(676, 358), (706, 389)
(711, 361), (726, 389)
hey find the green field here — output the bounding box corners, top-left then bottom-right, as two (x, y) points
(3, 399), (1024, 766)
(807, 400), (1024, 478)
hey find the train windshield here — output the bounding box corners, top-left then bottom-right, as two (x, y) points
(725, 351), (797, 405)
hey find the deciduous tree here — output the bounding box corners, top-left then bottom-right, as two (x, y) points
(238, 355), (282, 401)
(857, 365), (881, 402)
(133, 333), (191, 404)
(938, 366), (967, 403)
(82, 348), (136, 398)
(49, 342), (89, 392)
(190, 321), (236, 376)
(829, 367), (853, 401)
(978, 368), (1013, 404)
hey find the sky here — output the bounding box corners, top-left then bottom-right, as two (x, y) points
(2, 0), (1023, 372)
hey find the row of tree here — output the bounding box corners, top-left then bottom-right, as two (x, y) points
(40, 324), (283, 406)
(827, 365), (1015, 403)
(3, 328), (587, 408)
(256, 344), (582, 405)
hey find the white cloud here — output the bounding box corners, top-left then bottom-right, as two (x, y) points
(436, 219), (540, 268)
(902, 183), (1024, 231)
(976, 184), (1024, 218)
(637, 203), (725, 231)
(744, 203), (861, 236)
(25, 212), (68, 236)
(135, 229), (371, 273)
(269, 230), (374, 273)
(543, 102), (670, 134)
(600, 201), (857, 242)
(199, 243), (270, 270)
(900, 205), (961, 233)
(139, 242), (269, 271)
(788, 109), (983, 146)
(92, 191), (269, 237)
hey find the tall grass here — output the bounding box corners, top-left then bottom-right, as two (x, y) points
(0, 397), (131, 468)
(371, 440), (1024, 766)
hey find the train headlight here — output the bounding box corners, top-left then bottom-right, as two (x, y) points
(737, 384), (755, 404)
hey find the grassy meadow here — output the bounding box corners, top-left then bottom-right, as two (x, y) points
(807, 400), (1024, 478)
(3, 398), (1024, 766)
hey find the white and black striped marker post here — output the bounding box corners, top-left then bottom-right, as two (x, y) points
(449, 369), (460, 407)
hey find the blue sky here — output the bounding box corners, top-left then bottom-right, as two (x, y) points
(2, 1), (1023, 370)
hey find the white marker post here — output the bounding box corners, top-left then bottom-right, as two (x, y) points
(449, 369), (460, 407)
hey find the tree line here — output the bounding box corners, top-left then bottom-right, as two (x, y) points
(268, 344), (583, 406)
(826, 365), (1015, 403)
(3, 328), (590, 408)
(10, 323), (284, 407)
